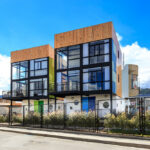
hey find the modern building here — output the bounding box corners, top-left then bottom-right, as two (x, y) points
(2, 44), (55, 112)
(50, 22), (122, 115)
(122, 64), (140, 114)
(122, 64), (139, 98)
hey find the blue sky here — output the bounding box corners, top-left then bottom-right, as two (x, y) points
(0, 0), (150, 55)
(0, 0), (150, 93)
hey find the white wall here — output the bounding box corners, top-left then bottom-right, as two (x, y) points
(64, 94), (126, 117)
(122, 65), (129, 98)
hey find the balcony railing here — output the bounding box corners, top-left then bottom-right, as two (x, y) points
(2, 91), (11, 99)
(49, 82), (80, 93)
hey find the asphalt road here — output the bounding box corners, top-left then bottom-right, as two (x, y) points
(0, 131), (146, 150)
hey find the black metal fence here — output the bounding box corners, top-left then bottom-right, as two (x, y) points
(0, 98), (150, 135)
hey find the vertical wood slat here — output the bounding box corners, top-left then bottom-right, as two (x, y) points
(55, 22), (113, 49)
(11, 44), (54, 63)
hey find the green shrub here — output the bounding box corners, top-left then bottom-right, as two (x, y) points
(86, 111), (96, 127)
(104, 112), (139, 130)
(145, 111), (150, 129)
(24, 112), (40, 125)
(44, 111), (64, 126)
(12, 115), (22, 123)
(66, 111), (96, 128)
(0, 115), (9, 123)
(104, 114), (117, 128)
(0, 115), (6, 123)
(67, 111), (86, 127)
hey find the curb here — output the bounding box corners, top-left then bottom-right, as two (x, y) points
(7, 126), (150, 141)
(0, 127), (150, 149)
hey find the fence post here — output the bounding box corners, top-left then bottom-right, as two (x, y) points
(23, 106), (25, 126)
(40, 105), (43, 128)
(10, 105), (12, 126)
(9, 106), (11, 126)
(63, 103), (66, 129)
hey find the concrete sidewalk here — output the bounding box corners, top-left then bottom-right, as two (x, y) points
(0, 127), (150, 149)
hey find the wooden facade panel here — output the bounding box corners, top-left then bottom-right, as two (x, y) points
(116, 65), (122, 97)
(11, 44), (54, 63)
(128, 65), (139, 97)
(55, 22), (113, 48)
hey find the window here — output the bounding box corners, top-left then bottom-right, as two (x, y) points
(131, 74), (138, 89)
(83, 66), (110, 91)
(30, 58), (48, 77)
(57, 48), (67, 69)
(118, 51), (119, 59)
(83, 40), (109, 65)
(57, 71), (67, 92)
(57, 70), (80, 92)
(12, 61), (28, 80)
(68, 70), (80, 91)
(12, 80), (28, 97)
(30, 78), (47, 97)
(57, 45), (80, 70)
(118, 74), (119, 82)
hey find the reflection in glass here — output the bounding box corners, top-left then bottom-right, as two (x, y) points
(30, 58), (48, 77)
(12, 61), (28, 79)
(12, 80), (28, 97)
(30, 78), (47, 97)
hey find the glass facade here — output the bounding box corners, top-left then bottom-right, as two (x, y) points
(83, 67), (110, 91)
(30, 58), (48, 76)
(30, 78), (47, 97)
(112, 41), (117, 94)
(11, 57), (49, 98)
(12, 61), (28, 80)
(57, 70), (80, 92)
(56, 39), (111, 93)
(12, 80), (28, 97)
(57, 45), (80, 70)
(83, 39), (109, 65)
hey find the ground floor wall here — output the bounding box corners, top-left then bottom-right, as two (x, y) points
(64, 94), (125, 117)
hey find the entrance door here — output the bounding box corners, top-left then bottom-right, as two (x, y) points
(38, 101), (44, 113)
(88, 97), (95, 111)
(34, 100), (44, 113)
(82, 97), (95, 112)
(82, 97), (88, 112)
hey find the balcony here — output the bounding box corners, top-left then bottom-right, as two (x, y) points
(49, 82), (80, 95)
(2, 91), (11, 99)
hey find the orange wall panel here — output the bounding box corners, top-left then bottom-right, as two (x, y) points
(11, 44), (54, 63)
(55, 22), (113, 49)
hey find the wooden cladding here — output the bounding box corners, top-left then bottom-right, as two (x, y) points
(116, 65), (122, 97)
(55, 22), (113, 49)
(11, 44), (54, 63)
(128, 65), (139, 97)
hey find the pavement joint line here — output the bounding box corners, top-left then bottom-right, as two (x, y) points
(0, 127), (150, 149)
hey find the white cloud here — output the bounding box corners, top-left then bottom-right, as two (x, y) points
(121, 41), (150, 88)
(116, 33), (123, 42)
(0, 54), (10, 95)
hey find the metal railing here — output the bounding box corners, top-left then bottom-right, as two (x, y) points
(49, 82), (80, 93)
(0, 98), (149, 135)
(2, 91), (11, 99)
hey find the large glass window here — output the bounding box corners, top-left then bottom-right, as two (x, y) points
(57, 48), (67, 70)
(57, 45), (80, 70)
(57, 70), (80, 92)
(83, 66), (110, 91)
(12, 61), (28, 80)
(68, 45), (80, 68)
(30, 58), (48, 77)
(57, 71), (67, 92)
(30, 78), (47, 97)
(12, 80), (28, 97)
(68, 70), (80, 91)
(83, 39), (109, 65)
